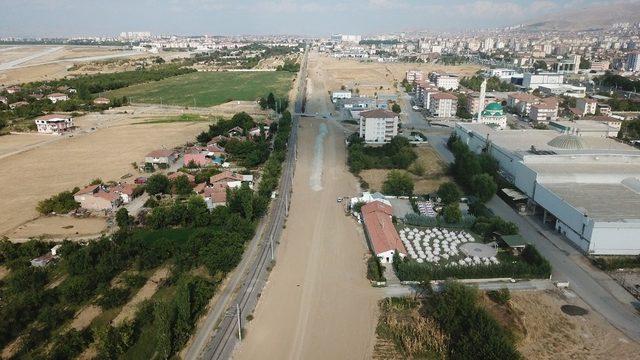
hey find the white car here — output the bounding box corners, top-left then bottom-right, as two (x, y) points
(412, 106), (420, 110)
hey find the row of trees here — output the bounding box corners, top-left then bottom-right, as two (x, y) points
(258, 92), (289, 112)
(448, 133), (499, 203)
(459, 75), (516, 92)
(393, 244), (551, 281)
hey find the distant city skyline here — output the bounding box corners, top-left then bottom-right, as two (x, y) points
(0, 0), (635, 37)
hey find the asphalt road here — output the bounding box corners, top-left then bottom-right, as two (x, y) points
(425, 127), (640, 342)
(185, 47), (308, 360)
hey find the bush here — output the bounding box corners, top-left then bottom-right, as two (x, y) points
(591, 255), (640, 271)
(37, 191), (80, 214)
(425, 281), (522, 359)
(367, 255), (386, 282)
(487, 288), (511, 305)
(382, 170), (414, 196)
(348, 135), (417, 174)
(97, 287), (131, 309)
(442, 204), (462, 224)
(394, 245), (550, 281)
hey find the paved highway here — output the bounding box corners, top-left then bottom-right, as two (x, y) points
(185, 48), (309, 360)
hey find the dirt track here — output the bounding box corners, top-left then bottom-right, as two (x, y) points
(235, 52), (381, 360)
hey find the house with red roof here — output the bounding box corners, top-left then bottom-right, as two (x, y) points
(210, 170), (253, 189)
(361, 202), (407, 263)
(73, 185), (122, 211)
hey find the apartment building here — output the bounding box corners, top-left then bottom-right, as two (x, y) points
(576, 98), (597, 116)
(429, 92), (458, 118)
(529, 100), (559, 124)
(358, 109), (399, 143)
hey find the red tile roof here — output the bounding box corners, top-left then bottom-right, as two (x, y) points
(431, 92), (458, 100)
(210, 170), (243, 184)
(361, 202), (407, 256)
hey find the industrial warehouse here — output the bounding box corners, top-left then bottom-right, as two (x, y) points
(455, 123), (640, 255)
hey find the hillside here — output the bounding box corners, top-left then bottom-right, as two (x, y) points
(521, 2), (640, 31)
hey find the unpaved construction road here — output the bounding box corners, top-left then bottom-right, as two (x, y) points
(234, 51), (381, 360)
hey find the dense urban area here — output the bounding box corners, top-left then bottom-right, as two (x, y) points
(2, 3), (640, 360)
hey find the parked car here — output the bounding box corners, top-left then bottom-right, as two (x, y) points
(134, 177), (147, 184)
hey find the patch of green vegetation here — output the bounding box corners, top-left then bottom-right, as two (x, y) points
(132, 113), (217, 125)
(106, 71), (294, 107)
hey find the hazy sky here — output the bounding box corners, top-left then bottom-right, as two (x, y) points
(0, 0), (621, 37)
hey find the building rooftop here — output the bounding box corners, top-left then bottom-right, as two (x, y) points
(360, 109), (398, 119)
(361, 202), (407, 256)
(542, 182), (640, 222)
(456, 123), (636, 155)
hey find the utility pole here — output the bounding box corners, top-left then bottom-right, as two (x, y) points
(236, 303), (242, 341)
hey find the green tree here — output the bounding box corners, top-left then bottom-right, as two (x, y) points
(437, 182), (462, 205)
(471, 173), (498, 203)
(382, 170), (414, 196)
(171, 175), (193, 196)
(442, 203), (462, 224)
(115, 208), (133, 229)
(533, 60), (548, 71)
(391, 103), (401, 113)
(146, 174), (170, 195)
(153, 302), (173, 359)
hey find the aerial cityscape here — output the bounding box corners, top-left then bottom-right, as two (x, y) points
(2, 1), (640, 359)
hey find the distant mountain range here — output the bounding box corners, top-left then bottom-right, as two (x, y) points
(520, 2), (640, 31)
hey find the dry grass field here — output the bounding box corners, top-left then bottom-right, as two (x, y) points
(0, 105), (215, 237)
(511, 291), (640, 359)
(0, 45), (148, 85)
(313, 54), (481, 97)
(6, 216), (108, 240)
(359, 145), (452, 194)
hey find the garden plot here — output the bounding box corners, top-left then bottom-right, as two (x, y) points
(399, 227), (499, 267)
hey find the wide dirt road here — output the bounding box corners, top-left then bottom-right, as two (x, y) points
(235, 53), (380, 360)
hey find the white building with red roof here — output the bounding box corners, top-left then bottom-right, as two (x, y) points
(35, 114), (74, 135)
(361, 202), (407, 263)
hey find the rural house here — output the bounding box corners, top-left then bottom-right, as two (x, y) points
(74, 184), (122, 211)
(210, 171), (254, 190)
(144, 149), (179, 166)
(46, 93), (69, 103)
(35, 114), (74, 135)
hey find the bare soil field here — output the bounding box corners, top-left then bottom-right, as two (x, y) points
(512, 290), (640, 359)
(113, 266), (171, 325)
(313, 54), (481, 97)
(0, 106), (210, 237)
(7, 216), (107, 240)
(70, 305), (103, 331)
(0, 45), (147, 85)
(0, 133), (55, 157)
(235, 51), (380, 359)
(360, 145), (452, 194)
